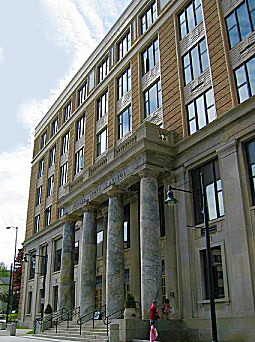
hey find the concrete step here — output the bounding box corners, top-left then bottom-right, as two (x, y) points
(37, 333), (108, 342)
(42, 330), (107, 337)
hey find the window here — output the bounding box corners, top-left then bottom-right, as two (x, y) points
(53, 286), (58, 312)
(40, 245), (48, 277)
(117, 67), (131, 100)
(29, 254), (36, 280)
(63, 101), (72, 123)
(118, 106), (132, 140)
(74, 147), (84, 175)
(124, 204), (130, 249)
(38, 158), (44, 178)
(27, 291), (32, 314)
(51, 117), (58, 137)
(124, 269), (131, 295)
(97, 230), (103, 258)
(96, 276), (103, 309)
(234, 55), (255, 103)
(45, 206), (52, 227)
(49, 146), (56, 168)
(200, 246), (225, 299)
(187, 88), (216, 135)
(58, 207), (65, 218)
(158, 187), (165, 237)
(179, 0), (203, 40)
(161, 260), (166, 302)
(59, 162), (68, 187)
(41, 132), (47, 149)
(98, 56), (109, 83)
(246, 139), (255, 205)
(34, 215), (40, 234)
(47, 175), (54, 197)
(226, 0), (255, 49)
(191, 159), (224, 225)
(74, 241), (79, 266)
(97, 91), (108, 120)
(118, 30), (131, 60)
(141, 1), (157, 34)
(36, 186), (42, 206)
(183, 38), (209, 85)
(143, 80), (162, 118)
(76, 114), (85, 141)
(62, 132), (70, 155)
(54, 240), (62, 272)
(97, 128), (108, 157)
(78, 81), (87, 106)
(141, 38), (159, 76)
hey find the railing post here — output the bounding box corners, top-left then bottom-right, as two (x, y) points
(107, 317), (109, 336)
(80, 321), (82, 335)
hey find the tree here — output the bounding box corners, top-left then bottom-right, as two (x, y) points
(0, 262), (9, 277)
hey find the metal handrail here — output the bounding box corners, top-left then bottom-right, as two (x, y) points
(77, 304), (106, 335)
(103, 307), (125, 336)
(54, 306), (80, 334)
(34, 308), (67, 332)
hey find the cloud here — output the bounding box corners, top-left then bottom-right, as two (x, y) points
(0, 147), (32, 267)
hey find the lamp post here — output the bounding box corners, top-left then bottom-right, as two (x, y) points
(165, 172), (218, 342)
(23, 253), (48, 318)
(5, 226), (18, 324)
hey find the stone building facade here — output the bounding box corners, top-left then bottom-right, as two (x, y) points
(20, 0), (255, 340)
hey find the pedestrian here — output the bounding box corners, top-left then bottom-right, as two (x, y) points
(162, 298), (172, 319)
(150, 322), (158, 342)
(149, 300), (160, 327)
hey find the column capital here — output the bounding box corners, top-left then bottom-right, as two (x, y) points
(81, 203), (98, 213)
(138, 167), (160, 179)
(60, 213), (79, 224)
(105, 185), (125, 197)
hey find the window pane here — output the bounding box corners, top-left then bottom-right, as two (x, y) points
(199, 39), (209, 71)
(236, 3), (252, 40)
(206, 183), (217, 220)
(187, 3), (195, 32)
(123, 72), (127, 95)
(248, 0), (255, 27)
(235, 66), (249, 102)
(180, 11), (187, 39)
(196, 95), (206, 129)
(226, 13), (240, 48)
(247, 57), (255, 96)
(191, 46), (200, 79)
(194, 0), (203, 24)
(148, 44), (154, 70)
(206, 89), (216, 123)
(183, 54), (192, 85)
(149, 83), (158, 114)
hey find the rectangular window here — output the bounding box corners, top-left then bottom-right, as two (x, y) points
(63, 101), (72, 123)
(192, 159), (224, 225)
(54, 240), (62, 272)
(58, 207), (65, 219)
(41, 132), (47, 149)
(74, 147), (84, 175)
(97, 230), (103, 258)
(29, 254), (36, 280)
(118, 106), (132, 140)
(38, 158), (44, 178)
(141, 37), (159, 76)
(53, 286), (58, 312)
(179, 0), (203, 40)
(118, 30), (131, 60)
(78, 81), (87, 106)
(117, 67), (131, 100)
(97, 128), (108, 157)
(183, 38), (209, 85)
(97, 91), (108, 120)
(27, 291), (33, 314)
(74, 241), (79, 266)
(98, 56), (109, 83)
(47, 175), (54, 197)
(143, 80), (162, 118)
(124, 269), (131, 294)
(40, 245), (48, 277)
(34, 215), (40, 234)
(49, 146), (56, 168)
(234, 55), (255, 103)
(62, 132), (70, 155)
(187, 88), (216, 135)
(124, 204), (130, 249)
(59, 162), (68, 187)
(36, 186), (42, 206)
(226, 0), (255, 49)
(51, 117), (58, 137)
(200, 246), (225, 299)
(76, 114), (86, 141)
(141, 1), (157, 34)
(246, 139), (255, 205)
(45, 206), (52, 227)
(158, 187), (165, 237)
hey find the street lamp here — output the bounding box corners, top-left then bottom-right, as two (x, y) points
(165, 172), (218, 342)
(23, 253), (48, 318)
(5, 226), (18, 324)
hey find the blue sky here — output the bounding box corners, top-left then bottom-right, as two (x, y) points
(0, 0), (132, 267)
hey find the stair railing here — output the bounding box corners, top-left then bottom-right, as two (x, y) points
(34, 307), (67, 333)
(77, 304), (106, 335)
(103, 307), (125, 336)
(53, 306), (80, 334)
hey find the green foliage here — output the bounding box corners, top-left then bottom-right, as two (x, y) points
(0, 262), (9, 277)
(124, 293), (136, 308)
(8, 313), (18, 322)
(0, 292), (9, 303)
(26, 330), (35, 334)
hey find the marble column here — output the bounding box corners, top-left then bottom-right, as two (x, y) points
(101, 207), (108, 307)
(79, 206), (97, 316)
(59, 219), (76, 311)
(140, 171), (161, 319)
(106, 191), (124, 316)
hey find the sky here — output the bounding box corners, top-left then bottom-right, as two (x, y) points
(0, 0), (132, 268)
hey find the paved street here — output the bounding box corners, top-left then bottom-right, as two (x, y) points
(0, 330), (75, 342)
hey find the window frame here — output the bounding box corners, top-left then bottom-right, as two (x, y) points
(96, 128), (108, 157)
(63, 101), (72, 123)
(74, 147), (84, 175)
(51, 117), (58, 137)
(141, 37), (159, 76)
(117, 30), (131, 61)
(234, 55), (255, 103)
(118, 106), (132, 140)
(38, 158), (44, 178)
(34, 215), (40, 234)
(41, 132), (47, 149)
(178, 0), (203, 40)
(245, 138), (255, 205)
(45, 206), (52, 227)
(47, 175), (54, 197)
(61, 131), (70, 155)
(36, 186), (42, 206)
(97, 90), (108, 121)
(141, 0), (157, 35)
(117, 67), (131, 100)
(78, 80), (88, 107)
(98, 56), (110, 84)
(49, 146), (56, 168)
(143, 79), (162, 118)
(76, 114), (86, 141)
(59, 162), (68, 187)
